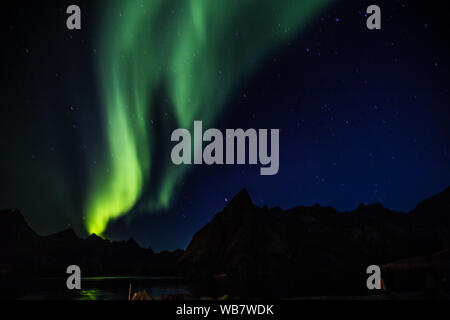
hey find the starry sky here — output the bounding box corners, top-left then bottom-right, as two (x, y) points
(1, 0), (449, 251)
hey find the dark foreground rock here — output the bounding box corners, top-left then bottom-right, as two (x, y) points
(1, 187), (449, 297)
(179, 187), (450, 296)
(0, 209), (183, 277)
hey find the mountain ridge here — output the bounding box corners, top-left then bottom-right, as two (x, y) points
(179, 186), (450, 295)
(1, 186), (449, 296)
(0, 208), (182, 277)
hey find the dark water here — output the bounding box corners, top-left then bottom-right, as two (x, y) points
(0, 277), (192, 300)
(1, 276), (376, 300)
(0, 276), (303, 300)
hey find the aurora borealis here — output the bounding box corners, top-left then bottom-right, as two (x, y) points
(2, 1), (450, 251)
(86, 0), (331, 235)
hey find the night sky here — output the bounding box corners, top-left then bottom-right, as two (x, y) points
(1, 0), (449, 252)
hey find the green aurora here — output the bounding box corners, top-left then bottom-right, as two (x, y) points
(85, 0), (332, 235)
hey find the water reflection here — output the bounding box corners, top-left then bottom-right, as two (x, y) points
(0, 277), (192, 300)
(79, 289), (101, 300)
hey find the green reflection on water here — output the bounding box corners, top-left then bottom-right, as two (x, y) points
(78, 289), (102, 300)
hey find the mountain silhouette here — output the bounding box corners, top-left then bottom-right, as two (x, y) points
(0, 209), (182, 277)
(1, 187), (449, 296)
(179, 187), (450, 295)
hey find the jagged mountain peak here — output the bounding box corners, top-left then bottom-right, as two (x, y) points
(126, 237), (139, 248)
(355, 202), (385, 212)
(45, 228), (79, 241)
(0, 208), (25, 221)
(87, 233), (105, 242)
(226, 188), (253, 209)
(412, 186), (450, 214)
(0, 208), (38, 241)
